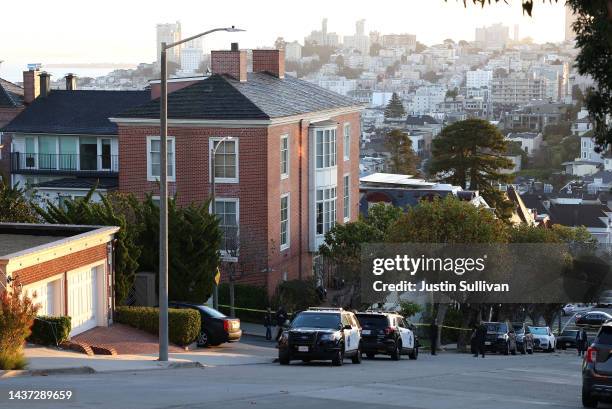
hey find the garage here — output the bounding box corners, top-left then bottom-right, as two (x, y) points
(67, 267), (98, 336)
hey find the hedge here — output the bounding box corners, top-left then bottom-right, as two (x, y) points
(218, 283), (268, 323)
(115, 306), (201, 346)
(28, 316), (72, 346)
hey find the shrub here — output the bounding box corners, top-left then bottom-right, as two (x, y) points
(0, 284), (39, 370)
(218, 283), (268, 323)
(28, 316), (72, 346)
(272, 279), (320, 314)
(115, 306), (201, 346)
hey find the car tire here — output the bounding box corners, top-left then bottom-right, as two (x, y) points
(562, 345), (567, 350)
(391, 341), (401, 361)
(352, 348), (362, 364)
(332, 349), (344, 366)
(582, 387), (598, 408)
(366, 353), (375, 359)
(409, 346), (418, 360)
(527, 348), (533, 355)
(196, 331), (209, 348)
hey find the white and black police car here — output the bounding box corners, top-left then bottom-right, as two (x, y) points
(278, 307), (362, 366)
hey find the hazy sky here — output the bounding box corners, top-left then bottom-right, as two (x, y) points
(0, 0), (566, 65)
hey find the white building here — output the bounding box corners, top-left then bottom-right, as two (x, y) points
(466, 69), (492, 89)
(475, 23), (510, 50)
(506, 132), (543, 156)
(410, 85), (446, 114)
(285, 41), (302, 62)
(179, 47), (203, 75)
(157, 22), (182, 66)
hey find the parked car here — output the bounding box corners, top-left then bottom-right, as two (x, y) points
(576, 312), (612, 327)
(529, 326), (556, 352)
(582, 321), (612, 407)
(278, 307), (362, 366)
(564, 304), (591, 316)
(512, 322), (534, 354)
(355, 311), (418, 360)
(168, 302), (241, 347)
(483, 322), (516, 355)
(596, 290), (612, 308)
(557, 329), (581, 350)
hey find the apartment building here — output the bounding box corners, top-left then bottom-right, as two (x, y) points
(112, 45), (364, 294)
(1, 70), (148, 204)
(490, 72), (545, 106)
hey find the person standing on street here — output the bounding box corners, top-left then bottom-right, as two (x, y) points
(264, 307), (273, 341)
(275, 305), (289, 342)
(471, 324), (479, 357)
(476, 322), (487, 358)
(577, 328), (588, 357)
(430, 319), (439, 356)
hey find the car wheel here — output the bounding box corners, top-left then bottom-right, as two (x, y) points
(582, 386), (598, 408)
(409, 346), (418, 360)
(366, 353), (375, 359)
(352, 348), (362, 364)
(527, 348), (533, 355)
(562, 345), (567, 350)
(332, 349), (344, 366)
(196, 331), (209, 347)
(391, 341), (401, 361)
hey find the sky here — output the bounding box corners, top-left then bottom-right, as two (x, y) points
(0, 0), (566, 74)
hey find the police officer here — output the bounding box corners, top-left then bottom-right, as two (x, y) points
(475, 322), (487, 358)
(430, 319), (439, 356)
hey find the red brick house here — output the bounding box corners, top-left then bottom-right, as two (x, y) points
(0, 223), (119, 336)
(112, 45), (364, 295)
(0, 77), (25, 181)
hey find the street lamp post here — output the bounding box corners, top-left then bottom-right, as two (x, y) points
(158, 27), (244, 362)
(210, 136), (234, 310)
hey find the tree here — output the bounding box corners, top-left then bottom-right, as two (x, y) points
(384, 92), (406, 119)
(445, 88), (458, 100)
(36, 189), (141, 304)
(136, 195), (222, 303)
(429, 119), (514, 218)
(0, 283), (39, 369)
(0, 181), (38, 223)
(274, 37), (286, 50)
(385, 129), (421, 175)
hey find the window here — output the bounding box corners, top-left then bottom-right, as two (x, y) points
(343, 123), (350, 160)
(315, 128), (337, 169)
(343, 174), (350, 222)
(210, 138), (238, 183)
(147, 136), (175, 181)
(316, 187), (337, 235)
(280, 134), (289, 179)
(214, 199), (239, 254)
(280, 194), (290, 250)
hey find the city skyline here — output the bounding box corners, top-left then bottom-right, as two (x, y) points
(1, 0), (566, 71)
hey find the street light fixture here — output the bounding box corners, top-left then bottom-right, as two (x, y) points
(158, 26), (244, 362)
(210, 136), (234, 310)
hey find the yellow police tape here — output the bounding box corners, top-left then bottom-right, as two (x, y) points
(217, 304), (473, 331)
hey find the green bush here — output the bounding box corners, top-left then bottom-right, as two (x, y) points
(218, 283), (268, 323)
(28, 316), (71, 346)
(115, 306), (201, 346)
(0, 350), (27, 370)
(272, 279), (320, 314)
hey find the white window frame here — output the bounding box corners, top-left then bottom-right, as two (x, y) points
(280, 134), (289, 180)
(280, 193), (290, 251)
(315, 186), (337, 236)
(343, 174), (350, 222)
(209, 138), (239, 184)
(212, 197), (240, 260)
(147, 136), (176, 182)
(343, 123), (350, 161)
(315, 128), (337, 169)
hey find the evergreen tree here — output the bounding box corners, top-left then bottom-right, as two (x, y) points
(0, 181), (38, 223)
(385, 129), (420, 176)
(384, 92), (406, 119)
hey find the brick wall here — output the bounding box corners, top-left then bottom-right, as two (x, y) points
(252, 49), (285, 79)
(13, 244), (108, 286)
(211, 50), (247, 82)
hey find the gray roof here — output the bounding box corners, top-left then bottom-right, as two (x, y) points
(507, 132), (540, 139)
(0, 78), (24, 107)
(117, 73), (361, 120)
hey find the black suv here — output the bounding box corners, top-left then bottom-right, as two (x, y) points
(356, 311), (418, 360)
(483, 321), (516, 355)
(278, 308), (362, 366)
(582, 322), (612, 407)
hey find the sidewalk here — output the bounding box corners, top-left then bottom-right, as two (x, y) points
(241, 321), (273, 338)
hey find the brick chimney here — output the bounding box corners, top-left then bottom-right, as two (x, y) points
(65, 73), (77, 90)
(252, 49), (285, 79)
(39, 72), (51, 98)
(23, 69), (40, 104)
(211, 43), (247, 82)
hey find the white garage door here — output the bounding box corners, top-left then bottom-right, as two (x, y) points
(23, 281), (54, 316)
(68, 268), (97, 335)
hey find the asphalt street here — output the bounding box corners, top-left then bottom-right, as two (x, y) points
(0, 338), (599, 409)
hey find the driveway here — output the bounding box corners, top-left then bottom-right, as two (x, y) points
(73, 324), (184, 354)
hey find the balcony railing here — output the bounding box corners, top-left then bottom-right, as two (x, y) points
(11, 153), (119, 174)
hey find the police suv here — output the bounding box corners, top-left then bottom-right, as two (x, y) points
(356, 311), (418, 360)
(278, 307), (362, 366)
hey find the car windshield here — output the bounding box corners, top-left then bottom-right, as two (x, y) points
(512, 325), (524, 334)
(291, 313), (341, 329)
(529, 327), (548, 335)
(199, 306), (227, 318)
(485, 323), (507, 333)
(562, 330), (578, 336)
(356, 314), (388, 329)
